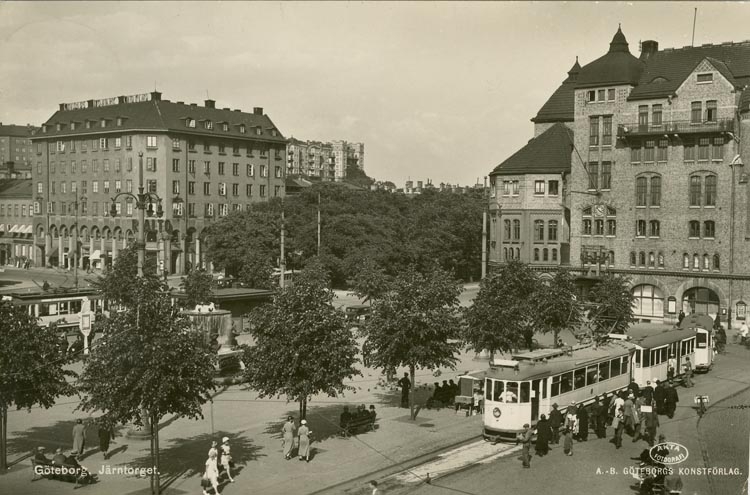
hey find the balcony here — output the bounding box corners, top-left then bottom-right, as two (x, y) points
(618, 118), (734, 138)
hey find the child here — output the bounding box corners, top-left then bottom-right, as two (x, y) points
(563, 426), (573, 456)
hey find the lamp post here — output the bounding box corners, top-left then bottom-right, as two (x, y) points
(68, 190), (86, 289)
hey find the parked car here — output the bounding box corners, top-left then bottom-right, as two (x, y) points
(345, 304), (371, 322)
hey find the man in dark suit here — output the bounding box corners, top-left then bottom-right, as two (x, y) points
(398, 373), (411, 408)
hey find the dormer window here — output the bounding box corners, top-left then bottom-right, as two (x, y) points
(204, 120), (213, 130)
(42, 125), (47, 133)
(70, 122), (77, 130)
(255, 126), (262, 136)
(697, 73), (713, 84)
(187, 118), (196, 128)
(271, 129), (278, 137)
(222, 123), (229, 132)
(86, 121), (92, 129)
(56, 123), (62, 131)
(100, 119), (107, 128)
(239, 124), (246, 134)
(116, 117), (123, 126)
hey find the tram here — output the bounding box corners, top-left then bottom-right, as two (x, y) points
(679, 314), (715, 372)
(459, 324), (700, 443)
(5, 288), (106, 334)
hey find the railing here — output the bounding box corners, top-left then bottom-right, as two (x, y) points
(617, 118), (734, 137)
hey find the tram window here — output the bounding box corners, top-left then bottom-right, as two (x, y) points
(505, 382), (519, 403)
(610, 359), (620, 377)
(48, 303), (58, 316)
(574, 368), (585, 389)
(621, 356), (629, 374)
(598, 361), (610, 381)
(485, 379), (493, 401)
(520, 382), (530, 403)
(660, 348), (667, 363)
(643, 348), (650, 367)
(635, 350), (641, 368)
(650, 350), (658, 365)
(551, 375), (560, 397)
(560, 372), (573, 394)
(696, 332), (707, 348)
(493, 380), (505, 402)
(39, 304), (50, 316)
(586, 365), (599, 385)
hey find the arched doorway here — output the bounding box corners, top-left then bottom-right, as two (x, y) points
(682, 287), (720, 319)
(632, 284), (665, 322)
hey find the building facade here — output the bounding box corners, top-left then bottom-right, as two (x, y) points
(286, 137), (364, 180)
(31, 92), (287, 275)
(0, 124), (36, 179)
(0, 179), (34, 265)
(491, 28), (750, 328)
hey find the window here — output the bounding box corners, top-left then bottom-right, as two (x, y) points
(275, 166), (282, 179)
(691, 101), (702, 124)
(689, 176), (702, 206)
(607, 219), (616, 236)
(638, 105), (649, 129)
(103, 181), (110, 193)
(204, 141), (211, 153)
(219, 203), (228, 216)
(705, 100), (717, 123)
(239, 125), (246, 134)
(512, 219), (521, 240)
(650, 177), (661, 206)
(587, 90), (596, 102)
(112, 180), (120, 193)
(533, 248), (540, 261)
(697, 73), (713, 83)
(99, 138), (108, 150)
(704, 221), (715, 238)
(588, 162), (598, 190)
(698, 138), (710, 161)
(233, 163), (239, 176)
(583, 219), (592, 235)
(657, 139), (668, 162)
(92, 181), (98, 193)
(683, 253), (690, 268)
(126, 179), (132, 193)
(594, 219), (604, 235)
(146, 136), (157, 148)
(607, 88), (615, 101)
(534, 220), (544, 242)
(233, 143), (240, 155)
(260, 165), (267, 177)
(205, 120), (213, 130)
(600, 162), (611, 190)
(188, 160), (196, 174)
(173, 202), (183, 217)
(589, 116), (599, 146)
(203, 182), (210, 195)
(187, 118), (196, 128)
(125, 135), (132, 148)
(188, 140), (196, 151)
(636, 219), (646, 237)
(127, 157), (132, 172)
(203, 161), (210, 174)
(652, 104), (662, 126)
(147, 180), (157, 194)
(246, 184), (253, 197)
(693, 254), (700, 269)
(631, 143), (642, 163)
(172, 180), (180, 195)
(552, 248), (558, 262)
(689, 220), (701, 238)
(705, 175), (717, 206)
(511, 180), (519, 195)
(188, 204), (195, 217)
(172, 159), (180, 173)
(534, 181), (545, 195)
(643, 140), (655, 162)
(636, 177), (647, 206)
(548, 220), (558, 241)
(712, 138), (723, 161)
(205, 203), (214, 217)
(714, 254), (720, 270)
(172, 138), (180, 150)
(218, 183), (227, 196)
(684, 138), (695, 161)
(247, 164), (254, 177)
(548, 180), (559, 196)
(259, 185), (266, 197)
(37, 182), (43, 194)
(541, 248), (548, 262)
(146, 157), (156, 172)
(649, 220), (660, 237)
(232, 183), (239, 196)
(274, 185), (281, 196)
(61, 182), (67, 194)
(703, 254), (710, 270)
(188, 182), (195, 195)
(594, 116), (610, 148)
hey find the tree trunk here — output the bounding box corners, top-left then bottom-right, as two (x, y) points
(553, 329), (560, 347)
(0, 405), (7, 471)
(149, 415), (156, 495)
(302, 398), (307, 419)
(409, 365), (416, 420)
(154, 414), (161, 495)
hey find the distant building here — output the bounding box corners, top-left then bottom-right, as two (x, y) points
(0, 179), (34, 265)
(0, 124), (37, 179)
(287, 137), (364, 180)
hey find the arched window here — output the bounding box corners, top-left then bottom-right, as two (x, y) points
(683, 253), (689, 268)
(503, 220), (511, 239)
(705, 175), (717, 206)
(658, 252), (665, 268)
(608, 250), (615, 266)
(512, 220), (521, 240)
(533, 248), (539, 261)
(693, 254), (700, 269)
(548, 220), (558, 241)
(703, 254), (710, 270)
(503, 248), (508, 260)
(552, 248), (558, 262)
(607, 219), (616, 236)
(649, 252), (655, 267)
(534, 220), (545, 242)
(704, 221), (715, 238)
(689, 220), (701, 238)
(515, 248), (520, 259)
(636, 220), (646, 236)
(583, 219), (592, 235)
(632, 284), (665, 319)
(508, 248), (514, 260)
(683, 287), (720, 316)
(543, 248), (549, 261)
(649, 220), (660, 237)
(630, 252), (636, 266)
(713, 254), (720, 270)
(639, 251), (646, 266)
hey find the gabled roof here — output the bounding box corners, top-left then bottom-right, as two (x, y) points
(531, 59), (579, 123)
(490, 123), (573, 176)
(575, 27), (644, 89)
(36, 95), (286, 143)
(629, 41), (750, 100)
(0, 125), (37, 138)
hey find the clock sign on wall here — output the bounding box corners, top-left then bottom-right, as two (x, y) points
(593, 204), (606, 217)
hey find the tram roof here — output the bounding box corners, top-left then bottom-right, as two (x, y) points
(627, 324), (697, 349)
(482, 341), (634, 382)
(678, 314), (714, 331)
(7, 288), (99, 302)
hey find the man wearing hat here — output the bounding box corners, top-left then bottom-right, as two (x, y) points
(52, 447), (67, 466)
(548, 403), (563, 444)
(518, 423), (533, 468)
(220, 437), (234, 482)
(34, 446), (49, 464)
(642, 380), (654, 404)
(653, 379), (666, 415)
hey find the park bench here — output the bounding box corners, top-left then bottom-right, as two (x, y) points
(340, 413), (377, 437)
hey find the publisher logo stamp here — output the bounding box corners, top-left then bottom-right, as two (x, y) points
(649, 442), (689, 465)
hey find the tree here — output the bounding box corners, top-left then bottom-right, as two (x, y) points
(586, 274), (636, 342)
(463, 260), (540, 357)
(92, 246), (157, 307)
(241, 263), (360, 419)
(534, 270), (583, 347)
(180, 269), (214, 307)
(349, 256), (391, 303)
(0, 302), (76, 469)
(362, 265), (462, 420)
(238, 251), (274, 290)
(77, 277), (216, 495)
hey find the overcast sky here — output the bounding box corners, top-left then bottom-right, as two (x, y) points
(1, 2), (748, 185)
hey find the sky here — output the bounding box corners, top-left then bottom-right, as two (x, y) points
(1, 2), (749, 186)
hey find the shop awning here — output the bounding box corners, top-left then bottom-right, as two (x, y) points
(90, 250), (101, 260)
(21, 225), (32, 234)
(8, 225), (19, 233)
(0, 225), (5, 232)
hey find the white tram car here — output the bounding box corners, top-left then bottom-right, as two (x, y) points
(678, 314), (715, 372)
(461, 325), (700, 443)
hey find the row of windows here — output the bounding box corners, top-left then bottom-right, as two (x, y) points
(504, 247), (521, 260)
(550, 357), (629, 397)
(184, 118), (278, 138)
(688, 220), (716, 238)
(501, 219), (560, 242)
(630, 137), (724, 164)
(634, 219), (661, 237)
(635, 174), (716, 208)
(589, 115), (613, 146)
(587, 88), (617, 103)
(176, 182), (282, 198)
(628, 251), (720, 270)
(581, 250), (615, 266)
(0, 203), (34, 217)
(533, 247), (559, 262)
(185, 139), (282, 159)
(582, 219), (617, 236)
(587, 162), (611, 190)
(46, 136), (283, 157)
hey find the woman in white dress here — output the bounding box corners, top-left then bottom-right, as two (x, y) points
(297, 419), (312, 462)
(202, 450), (220, 495)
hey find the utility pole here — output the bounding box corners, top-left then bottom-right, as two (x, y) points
(481, 176), (488, 279)
(280, 200), (286, 289)
(317, 192), (321, 256)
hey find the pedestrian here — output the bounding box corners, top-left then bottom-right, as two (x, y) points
(548, 403), (563, 444)
(535, 414), (551, 456)
(678, 310), (685, 325)
(576, 404), (589, 442)
(72, 419), (86, 457)
(590, 397), (604, 439)
(518, 423), (533, 468)
(282, 416), (296, 459)
(654, 379), (666, 415)
(368, 480), (381, 495)
(627, 379), (640, 399)
(297, 419), (312, 462)
(642, 380), (654, 404)
(716, 326), (727, 354)
(632, 395), (645, 442)
(663, 467), (684, 495)
(472, 388), (483, 415)
(664, 382), (679, 419)
(220, 437), (234, 482)
(667, 354), (676, 381)
(644, 403), (660, 447)
(609, 392), (624, 423)
(683, 358), (693, 388)
(398, 373), (411, 408)
(562, 426), (573, 456)
(202, 450), (220, 495)
(612, 406), (625, 449)
(565, 401), (578, 438)
(623, 393), (636, 436)
(740, 321), (749, 345)
(97, 418), (115, 460)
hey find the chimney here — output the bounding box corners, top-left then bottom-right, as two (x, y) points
(640, 40), (659, 61)
(253, 107), (263, 115)
(205, 99), (215, 109)
(59, 104), (65, 111)
(150, 91), (162, 101)
(177, 101), (184, 105)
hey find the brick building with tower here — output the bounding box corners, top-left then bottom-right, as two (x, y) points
(489, 27), (750, 328)
(31, 92), (287, 275)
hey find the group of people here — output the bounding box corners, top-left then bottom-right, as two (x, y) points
(33, 446), (98, 484)
(281, 416), (313, 462)
(201, 437), (234, 495)
(426, 379), (459, 409)
(340, 405), (377, 433)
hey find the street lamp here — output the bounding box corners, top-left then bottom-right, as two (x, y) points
(68, 191), (86, 289)
(108, 152), (163, 277)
